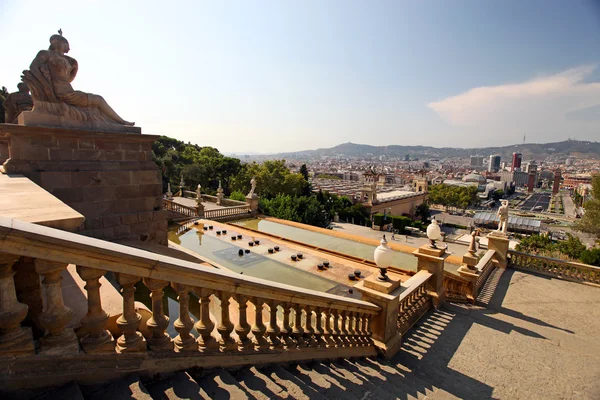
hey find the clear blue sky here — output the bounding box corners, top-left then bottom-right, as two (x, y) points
(1, 0), (599, 154)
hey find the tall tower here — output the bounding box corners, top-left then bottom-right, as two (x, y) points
(511, 152), (522, 172)
(488, 155), (501, 173)
(552, 169), (562, 195)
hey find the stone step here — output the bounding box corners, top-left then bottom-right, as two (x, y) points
(193, 369), (249, 400)
(285, 362), (361, 400)
(145, 371), (202, 400)
(30, 381), (85, 400)
(261, 365), (327, 400)
(82, 374), (153, 400)
(229, 366), (290, 399)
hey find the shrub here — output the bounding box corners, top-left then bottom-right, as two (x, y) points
(229, 191), (246, 202)
(580, 248), (600, 266)
(392, 216), (412, 233)
(373, 213), (384, 227)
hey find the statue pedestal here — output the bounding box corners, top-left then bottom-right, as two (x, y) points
(246, 194), (259, 214)
(0, 124), (167, 245)
(363, 274), (401, 294)
(487, 233), (510, 268)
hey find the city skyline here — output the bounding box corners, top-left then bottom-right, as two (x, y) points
(1, 0), (599, 154)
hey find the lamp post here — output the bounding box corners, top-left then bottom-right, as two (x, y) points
(374, 235), (393, 281)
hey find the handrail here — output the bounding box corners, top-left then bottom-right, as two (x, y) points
(0, 217), (379, 313)
(204, 205), (250, 220)
(509, 250), (600, 285)
(397, 270), (432, 335)
(163, 199), (198, 217)
(443, 270), (473, 302)
(475, 250), (496, 292)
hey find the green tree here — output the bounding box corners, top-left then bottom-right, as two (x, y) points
(230, 160), (306, 199)
(492, 190), (504, 201)
(580, 248), (600, 266)
(574, 175), (600, 239)
(415, 204), (431, 223)
(556, 234), (586, 260)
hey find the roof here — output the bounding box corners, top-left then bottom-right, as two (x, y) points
(376, 190), (421, 202)
(473, 212), (541, 232)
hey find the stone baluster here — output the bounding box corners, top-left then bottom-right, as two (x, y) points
(115, 273), (146, 353)
(292, 305), (306, 348)
(279, 303), (295, 349)
(303, 305), (317, 347)
(332, 309), (343, 347)
(172, 283), (196, 352)
(34, 260), (79, 354)
(354, 313), (364, 346)
(0, 253), (34, 356)
(143, 278), (172, 351)
(346, 311), (357, 347)
(195, 288), (218, 352)
(363, 313), (372, 341)
(234, 295), (252, 351)
(76, 266), (114, 353)
(217, 291), (236, 351)
(250, 297), (268, 351)
(265, 300), (282, 350)
(324, 309), (336, 348)
(313, 307), (326, 347)
(339, 310), (350, 346)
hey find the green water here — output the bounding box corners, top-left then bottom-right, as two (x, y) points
(168, 228), (340, 293)
(232, 219), (418, 271)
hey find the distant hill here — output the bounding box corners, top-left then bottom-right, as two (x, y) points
(265, 140), (600, 160)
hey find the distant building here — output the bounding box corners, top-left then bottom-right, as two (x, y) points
(488, 155), (501, 173)
(500, 170), (529, 187)
(511, 152), (522, 172)
(563, 174), (592, 188)
(565, 158), (573, 166)
(404, 154), (410, 161)
(470, 156), (484, 167)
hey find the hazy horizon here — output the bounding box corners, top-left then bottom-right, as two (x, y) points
(1, 0), (599, 154)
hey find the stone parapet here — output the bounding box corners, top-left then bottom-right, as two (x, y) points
(0, 124), (167, 245)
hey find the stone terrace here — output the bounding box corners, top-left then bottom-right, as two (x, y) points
(394, 268), (600, 399)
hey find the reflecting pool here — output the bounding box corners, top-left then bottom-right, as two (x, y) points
(232, 218), (419, 271)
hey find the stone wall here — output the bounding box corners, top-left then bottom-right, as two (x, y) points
(0, 135), (8, 164)
(0, 124), (167, 245)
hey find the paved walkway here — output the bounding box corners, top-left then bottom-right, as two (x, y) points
(394, 268), (600, 399)
(562, 193), (577, 218)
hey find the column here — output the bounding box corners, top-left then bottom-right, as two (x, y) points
(77, 266), (115, 353)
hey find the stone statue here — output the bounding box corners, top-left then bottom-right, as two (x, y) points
(20, 31), (135, 131)
(3, 83), (33, 123)
(468, 229), (479, 255)
(248, 177), (256, 196)
(496, 200), (509, 234)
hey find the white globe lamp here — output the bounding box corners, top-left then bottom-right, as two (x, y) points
(427, 219), (442, 249)
(374, 235), (393, 281)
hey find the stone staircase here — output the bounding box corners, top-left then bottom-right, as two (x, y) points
(27, 309), (460, 400)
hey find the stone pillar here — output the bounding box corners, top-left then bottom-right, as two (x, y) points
(457, 251), (479, 304)
(246, 194), (259, 215)
(196, 202), (205, 218)
(354, 272), (402, 359)
(0, 253), (34, 356)
(487, 233), (510, 268)
(34, 259), (79, 354)
(412, 245), (447, 308)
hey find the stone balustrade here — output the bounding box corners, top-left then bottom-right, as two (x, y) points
(0, 217), (379, 369)
(162, 199), (199, 218)
(509, 250), (600, 285)
(203, 205), (251, 221)
(443, 272), (473, 303)
(397, 270), (432, 335)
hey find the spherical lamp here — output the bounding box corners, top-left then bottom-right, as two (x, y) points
(426, 219), (442, 249)
(374, 235), (393, 281)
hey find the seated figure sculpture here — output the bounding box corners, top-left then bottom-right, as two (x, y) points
(3, 83), (33, 124)
(20, 31), (136, 131)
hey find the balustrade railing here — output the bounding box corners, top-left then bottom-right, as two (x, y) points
(0, 217), (379, 362)
(475, 250), (496, 293)
(509, 250), (600, 285)
(443, 272), (473, 303)
(162, 199), (198, 218)
(397, 270), (432, 335)
(204, 205), (250, 221)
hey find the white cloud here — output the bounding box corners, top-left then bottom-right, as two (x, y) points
(427, 65), (600, 128)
